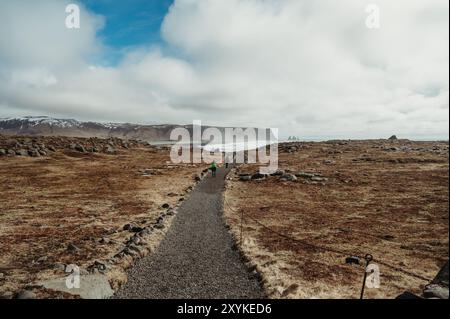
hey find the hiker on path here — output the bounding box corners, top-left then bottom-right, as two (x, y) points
(225, 153), (230, 169)
(210, 161), (218, 177)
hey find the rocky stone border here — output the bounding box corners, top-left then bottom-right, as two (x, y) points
(0, 135), (149, 158)
(235, 169), (329, 185)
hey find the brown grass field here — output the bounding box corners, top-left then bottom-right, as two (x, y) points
(1, 136), (448, 299)
(0, 139), (202, 298)
(224, 140), (449, 299)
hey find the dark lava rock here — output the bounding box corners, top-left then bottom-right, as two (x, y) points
(251, 173), (266, 180)
(131, 226), (144, 233)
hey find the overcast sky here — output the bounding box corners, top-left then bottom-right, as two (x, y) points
(0, 0), (448, 139)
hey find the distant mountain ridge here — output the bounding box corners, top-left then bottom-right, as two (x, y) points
(0, 116), (191, 142)
(0, 116), (272, 143)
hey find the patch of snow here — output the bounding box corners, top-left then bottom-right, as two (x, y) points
(0, 116), (79, 128)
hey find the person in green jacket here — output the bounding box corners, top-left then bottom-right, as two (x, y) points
(210, 161), (217, 177)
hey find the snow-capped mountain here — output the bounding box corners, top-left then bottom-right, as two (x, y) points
(0, 116), (184, 141)
(0, 116), (272, 143)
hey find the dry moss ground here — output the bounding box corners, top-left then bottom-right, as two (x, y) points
(224, 140), (449, 299)
(0, 141), (202, 297)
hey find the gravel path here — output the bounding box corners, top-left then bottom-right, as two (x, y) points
(115, 167), (264, 299)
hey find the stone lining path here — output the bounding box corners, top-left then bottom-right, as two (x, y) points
(115, 167), (264, 299)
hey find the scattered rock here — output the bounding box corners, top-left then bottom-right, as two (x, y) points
(69, 143), (85, 153)
(251, 173), (266, 180)
(154, 223), (165, 229)
(345, 256), (360, 265)
(128, 244), (143, 255)
(166, 209), (175, 216)
(270, 169), (285, 176)
(75, 144), (86, 152)
(15, 149), (29, 156)
(130, 235), (141, 245)
(281, 284), (299, 297)
(87, 261), (107, 273)
(138, 228), (152, 237)
(156, 216), (164, 224)
(131, 226), (144, 233)
(295, 172), (316, 179)
(1, 136), (146, 158)
(67, 243), (80, 252)
(37, 149), (47, 156)
(28, 149), (41, 157)
(36, 256), (48, 263)
(122, 224), (132, 231)
(99, 237), (111, 244)
(105, 145), (116, 154)
(280, 173), (297, 182)
(423, 284), (449, 299)
(161, 203), (170, 209)
(248, 270), (262, 281)
(122, 247), (138, 256)
(239, 175), (252, 181)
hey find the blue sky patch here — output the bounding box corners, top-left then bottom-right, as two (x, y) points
(80, 0), (173, 65)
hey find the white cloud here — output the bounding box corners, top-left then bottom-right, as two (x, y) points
(0, 0), (448, 139)
(0, 0), (103, 68)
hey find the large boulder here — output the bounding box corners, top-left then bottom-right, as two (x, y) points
(0, 149), (6, 156)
